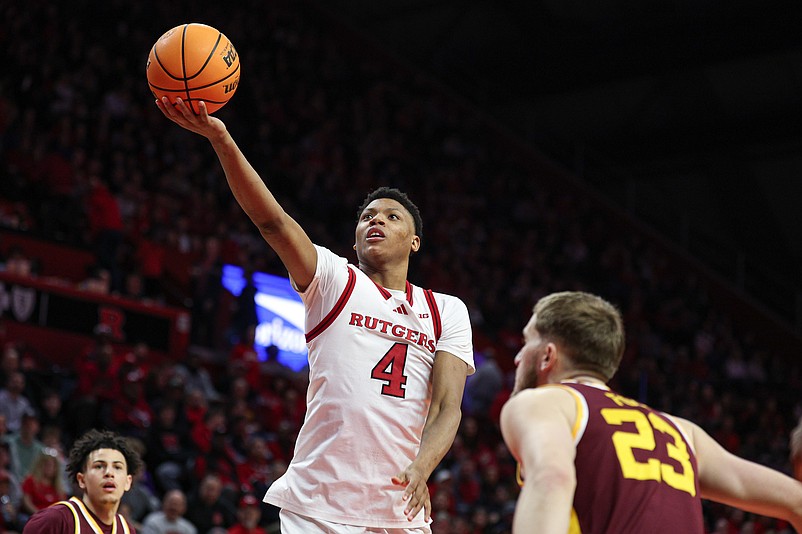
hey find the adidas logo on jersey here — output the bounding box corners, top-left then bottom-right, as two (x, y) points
(393, 305), (408, 315)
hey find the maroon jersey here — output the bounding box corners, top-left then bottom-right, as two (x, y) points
(562, 382), (704, 534)
(22, 497), (135, 534)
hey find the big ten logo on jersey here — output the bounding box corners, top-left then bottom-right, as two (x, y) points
(600, 398), (696, 496)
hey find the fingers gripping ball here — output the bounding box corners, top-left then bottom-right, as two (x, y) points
(147, 23), (240, 114)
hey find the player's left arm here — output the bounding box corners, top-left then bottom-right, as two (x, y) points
(392, 350), (469, 522)
(681, 418), (802, 531)
(500, 387), (578, 534)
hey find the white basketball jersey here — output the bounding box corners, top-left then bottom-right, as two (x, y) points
(264, 245), (474, 528)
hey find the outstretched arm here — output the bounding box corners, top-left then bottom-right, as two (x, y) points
(392, 351), (469, 522)
(156, 97), (317, 290)
(791, 418), (802, 482)
(681, 418), (802, 531)
(500, 387), (578, 534)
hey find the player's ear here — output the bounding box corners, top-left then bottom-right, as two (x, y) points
(411, 235), (420, 253)
(76, 472), (86, 490)
(539, 343), (558, 372)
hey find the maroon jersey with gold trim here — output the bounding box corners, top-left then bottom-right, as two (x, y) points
(564, 382), (704, 534)
(22, 497), (135, 534)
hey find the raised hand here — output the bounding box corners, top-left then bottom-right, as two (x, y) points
(155, 97), (227, 141)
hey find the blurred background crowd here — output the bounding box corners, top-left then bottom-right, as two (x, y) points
(1, 1), (801, 533)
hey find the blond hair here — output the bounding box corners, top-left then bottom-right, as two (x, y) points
(29, 448), (66, 497)
(534, 291), (625, 381)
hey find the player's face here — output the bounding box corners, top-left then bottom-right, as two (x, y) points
(355, 198), (419, 261)
(512, 313), (548, 394)
(77, 449), (132, 508)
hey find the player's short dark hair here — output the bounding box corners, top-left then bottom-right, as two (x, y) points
(67, 429), (142, 484)
(357, 187), (423, 240)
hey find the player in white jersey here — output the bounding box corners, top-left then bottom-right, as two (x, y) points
(157, 97), (475, 533)
(267, 244), (473, 528)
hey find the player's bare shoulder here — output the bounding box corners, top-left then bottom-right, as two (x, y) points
(502, 385), (578, 421)
(666, 414), (700, 452)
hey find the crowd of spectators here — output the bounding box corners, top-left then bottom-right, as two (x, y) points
(2, 1), (802, 533)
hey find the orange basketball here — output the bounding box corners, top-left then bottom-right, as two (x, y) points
(146, 23), (240, 114)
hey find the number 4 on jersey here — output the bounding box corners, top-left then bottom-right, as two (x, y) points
(371, 342), (408, 398)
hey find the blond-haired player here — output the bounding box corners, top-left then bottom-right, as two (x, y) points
(501, 291), (802, 533)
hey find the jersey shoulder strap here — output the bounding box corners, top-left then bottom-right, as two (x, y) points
(118, 513), (131, 534)
(65, 495), (129, 534)
(53, 497), (82, 534)
(422, 288), (442, 342)
(305, 265), (357, 342)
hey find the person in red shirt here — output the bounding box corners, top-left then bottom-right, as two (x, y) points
(20, 449), (66, 515)
(85, 175), (124, 292)
(235, 436), (274, 495)
(228, 325), (261, 392)
(71, 331), (124, 437)
(193, 429), (243, 493)
(134, 229), (167, 300)
(227, 494), (266, 534)
(109, 370), (153, 441)
(75, 328), (123, 404)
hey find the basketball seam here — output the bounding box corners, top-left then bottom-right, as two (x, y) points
(181, 24), (190, 105)
(173, 26), (224, 81)
(196, 33), (223, 80)
(147, 63), (240, 96)
(150, 53), (238, 83)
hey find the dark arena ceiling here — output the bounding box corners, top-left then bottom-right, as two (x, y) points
(318, 0), (802, 331)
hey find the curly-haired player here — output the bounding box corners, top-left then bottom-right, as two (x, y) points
(23, 429), (142, 533)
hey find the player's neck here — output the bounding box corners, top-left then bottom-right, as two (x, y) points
(359, 261), (409, 290)
(560, 371), (607, 386)
(83, 496), (117, 525)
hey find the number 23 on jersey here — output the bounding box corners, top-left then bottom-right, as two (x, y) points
(601, 393), (697, 496)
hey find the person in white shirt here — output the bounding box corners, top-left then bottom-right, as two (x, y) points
(157, 97), (474, 533)
(0, 372), (34, 434)
(141, 489), (196, 534)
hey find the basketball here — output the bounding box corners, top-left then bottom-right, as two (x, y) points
(146, 23), (240, 114)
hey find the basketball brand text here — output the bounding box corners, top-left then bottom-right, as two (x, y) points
(224, 79), (239, 94)
(222, 45), (238, 68)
